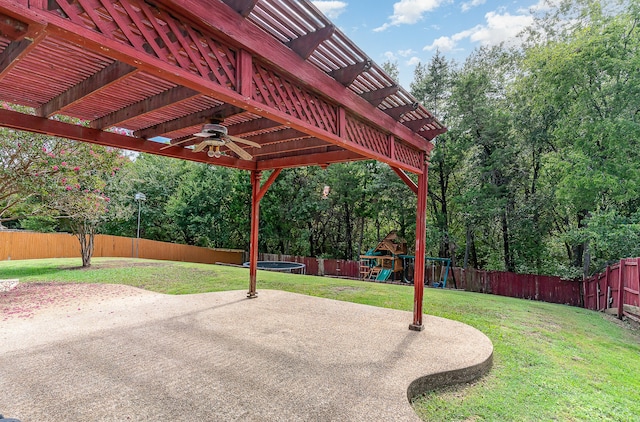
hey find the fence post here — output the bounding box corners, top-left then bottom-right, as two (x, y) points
(637, 258), (640, 312)
(617, 259), (625, 319)
(604, 266), (610, 310)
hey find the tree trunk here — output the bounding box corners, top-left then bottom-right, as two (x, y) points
(74, 219), (95, 267)
(572, 210), (588, 268)
(343, 202), (353, 260)
(464, 227), (471, 269)
(439, 163), (449, 259)
(308, 222), (315, 257)
(470, 231), (478, 269)
(501, 210), (514, 272)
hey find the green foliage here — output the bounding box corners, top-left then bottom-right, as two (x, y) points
(19, 215), (58, 232)
(166, 164), (250, 249)
(579, 209), (640, 273)
(403, 0), (640, 275)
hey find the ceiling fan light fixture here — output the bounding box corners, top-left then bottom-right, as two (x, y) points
(207, 145), (222, 158)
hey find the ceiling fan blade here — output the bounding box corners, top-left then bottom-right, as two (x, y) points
(160, 136), (197, 150)
(226, 141), (254, 160)
(193, 141), (208, 153)
(226, 135), (261, 148)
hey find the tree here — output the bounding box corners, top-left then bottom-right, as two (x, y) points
(41, 143), (124, 267)
(521, 0), (640, 274)
(382, 60), (400, 83)
(410, 51), (464, 259)
(101, 153), (192, 242)
(0, 126), (65, 226)
(166, 164), (250, 249)
(450, 46), (522, 271)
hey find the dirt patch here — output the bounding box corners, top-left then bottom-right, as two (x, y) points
(0, 282), (149, 321)
(331, 286), (363, 293)
(64, 260), (172, 270)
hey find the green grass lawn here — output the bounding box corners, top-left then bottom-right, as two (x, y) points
(2, 257), (639, 421)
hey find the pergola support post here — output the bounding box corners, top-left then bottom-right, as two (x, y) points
(248, 168), (282, 298)
(409, 158), (429, 331)
(248, 170), (262, 297)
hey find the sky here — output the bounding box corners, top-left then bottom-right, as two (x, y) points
(311, 0), (552, 88)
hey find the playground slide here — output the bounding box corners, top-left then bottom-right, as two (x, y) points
(376, 269), (392, 281)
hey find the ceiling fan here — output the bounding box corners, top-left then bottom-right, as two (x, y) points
(162, 122), (261, 160)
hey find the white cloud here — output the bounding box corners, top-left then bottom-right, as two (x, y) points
(312, 1), (348, 19)
(423, 29), (474, 52)
(374, 0), (446, 32)
(524, 0), (561, 13)
(461, 0), (486, 13)
(398, 48), (416, 57)
(423, 36), (458, 52)
(406, 56), (421, 66)
(470, 12), (533, 45)
(423, 11), (533, 52)
(383, 51), (398, 61)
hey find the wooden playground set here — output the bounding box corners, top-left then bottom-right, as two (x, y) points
(359, 231), (452, 287)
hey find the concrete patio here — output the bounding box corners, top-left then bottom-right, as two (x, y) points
(0, 287), (492, 421)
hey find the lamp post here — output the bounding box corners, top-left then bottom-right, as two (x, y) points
(134, 192), (146, 257)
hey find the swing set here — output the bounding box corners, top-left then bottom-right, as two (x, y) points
(359, 231), (453, 287)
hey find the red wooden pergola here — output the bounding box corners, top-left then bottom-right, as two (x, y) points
(0, 0), (445, 330)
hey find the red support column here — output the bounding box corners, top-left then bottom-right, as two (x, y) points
(409, 157), (429, 331)
(248, 170), (262, 298)
(247, 169), (282, 298)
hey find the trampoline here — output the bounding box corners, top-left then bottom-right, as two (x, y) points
(243, 261), (306, 274)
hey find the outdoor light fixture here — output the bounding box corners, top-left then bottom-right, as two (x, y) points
(207, 145), (222, 158)
(135, 192), (146, 258)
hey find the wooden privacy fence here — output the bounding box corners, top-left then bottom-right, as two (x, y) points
(0, 231), (243, 265)
(459, 268), (582, 306)
(255, 253), (583, 307)
(583, 258), (640, 323)
(256, 253), (360, 278)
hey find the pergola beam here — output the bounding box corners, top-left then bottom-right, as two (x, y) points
(287, 25), (335, 59)
(0, 108), (255, 170)
(0, 12), (29, 40)
(243, 128), (308, 145)
(384, 103), (419, 120)
(361, 85), (399, 107)
(391, 166), (418, 194)
(403, 117), (437, 132)
(134, 104), (245, 139)
(249, 138), (325, 157)
(35, 6), (428, 173)
(227, 118), (284, 137)
(256, 149), (363, 170)
(329, 60), (371, 87)
(0, 38), (31, 77)
(91, 86), (200, 129)
(221, 0), (258, 17)
(36, 62), (138, 118)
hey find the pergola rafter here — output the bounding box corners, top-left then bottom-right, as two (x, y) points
(0, 0), (447, 330)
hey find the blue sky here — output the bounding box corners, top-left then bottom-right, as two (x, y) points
(311, 0), (552, 88)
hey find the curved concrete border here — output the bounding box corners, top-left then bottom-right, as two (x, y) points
(408, 352), (493, 401)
